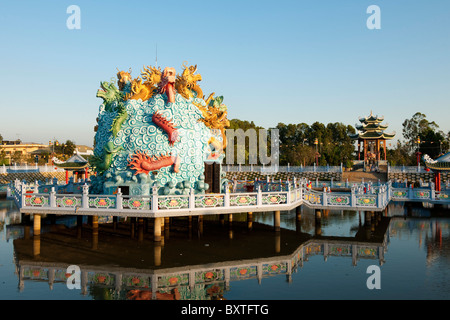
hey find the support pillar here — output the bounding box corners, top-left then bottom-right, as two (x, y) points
(33, 213), (41, 257)
(33, 214), (41, 237)
(65, 170), (69, 185)
(154, 217), (162, 242)
(154, 244), (162, 266)
(130, 217), (136, 239)
(247, 212), (253, 230)
(275, 232), (281, 253)
(273, 211), (280, 232)
(113, 216), (118, 231)
(92, 215), (98, 250)
(138, 218), (144, 242)
(164, 217), (170, 240)
(295, 206), (302, 233)
(77, 215), (83, 239)
(188, 216), (193, 239)
(198, 215), (204, 236)
(315, 209), (321, 236)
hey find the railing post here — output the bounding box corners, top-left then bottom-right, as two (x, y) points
(116, 187), (123, 209)
(224, 187), (230, 207)
(377, 190), (382, 208)
(322, 188), (328, 206)
(50, 187), (56, 208)
(287, 184), (291, 204)
(351, 186), (356, 207)
(408, 184), (414, 200)
(20, 184), (26, 208)
(151, 186), (159, 211)
(431, 183), (435, 200)
(257, 186), (262, 206)
(82, 184), (89, 209)
(189, 188), (195, 209)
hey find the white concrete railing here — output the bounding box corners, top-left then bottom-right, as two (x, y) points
(387, 165), (428, 174)
(224, 164), (343, 173)
(1, 164), (65, 174)
(8, 178), (449, 216)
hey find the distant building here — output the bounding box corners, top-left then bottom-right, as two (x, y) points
(75, 145), (94, 156)
(0, 140), (49, 165)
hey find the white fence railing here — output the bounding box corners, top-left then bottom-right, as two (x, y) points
(224, 164), (343, 173)
(1, 164), (65, 174)
(387, 165), (427, 174)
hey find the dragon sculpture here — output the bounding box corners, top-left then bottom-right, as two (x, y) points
(89, 141), (123, 175)
(96, 80), (124, 112)
(194, 95), (230, 148)
(92, 62), (230, 195)
(175, 63), (203, 100)
(124, 65), (162, 102)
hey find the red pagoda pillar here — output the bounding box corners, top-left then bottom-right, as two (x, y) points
(65, 170), (69, 184)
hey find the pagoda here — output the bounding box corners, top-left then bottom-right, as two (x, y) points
(423, 152), (450, 191)
(53, 153), (89, 184)
(350, 111), (395, 164)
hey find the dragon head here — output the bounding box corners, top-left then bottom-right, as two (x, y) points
(96, 81), (121, 104)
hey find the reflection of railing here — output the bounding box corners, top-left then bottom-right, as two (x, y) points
(16, 237), (388, 296)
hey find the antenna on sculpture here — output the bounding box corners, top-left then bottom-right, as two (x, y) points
(155, 43), (158, 68)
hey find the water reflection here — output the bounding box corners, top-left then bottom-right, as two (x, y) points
(1, 199), (449, 300)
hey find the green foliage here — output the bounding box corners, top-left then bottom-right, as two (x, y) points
(401, 112), (448, 163)
(277, 121), (356, 166)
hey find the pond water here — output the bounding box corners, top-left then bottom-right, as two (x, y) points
(0, 198), (449, 301)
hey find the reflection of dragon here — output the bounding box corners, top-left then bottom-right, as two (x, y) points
(124, 66), (162, 101)
(175, 63), (203, 100)
(96, 81), (124, 112)
(90, 141), (122, 174)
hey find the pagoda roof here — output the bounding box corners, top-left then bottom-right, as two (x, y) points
(358, 111), (385, 124)
(355, 123), (389, 131)
(423, 152), (450, 171)
(54, 153), (89, 170)
(350, 131), (396, 140)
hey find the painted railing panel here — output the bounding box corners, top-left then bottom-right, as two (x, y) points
(122, 196), (151, 210)
(158, 195), (190, 210)
(88, 195), (116, 209)
(195, 194), (225, 208)
(229, 193), (258, 207)
(55, 195), (82, 208)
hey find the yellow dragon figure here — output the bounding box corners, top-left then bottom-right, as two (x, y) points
(175, 63), (203, 100)
(194, 94), (230, 149)
(116, 68), (133, 91)
(124, 65), (162, 101)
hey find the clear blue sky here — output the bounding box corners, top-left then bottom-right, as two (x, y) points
(0, 0), (449, 147)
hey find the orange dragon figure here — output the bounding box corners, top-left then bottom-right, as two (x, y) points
(158, 67), (177, 103)
(128, 150), (180, 175)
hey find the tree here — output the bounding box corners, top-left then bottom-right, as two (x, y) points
(63, 140), (76, 156)
(402, 112), (439, 154)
